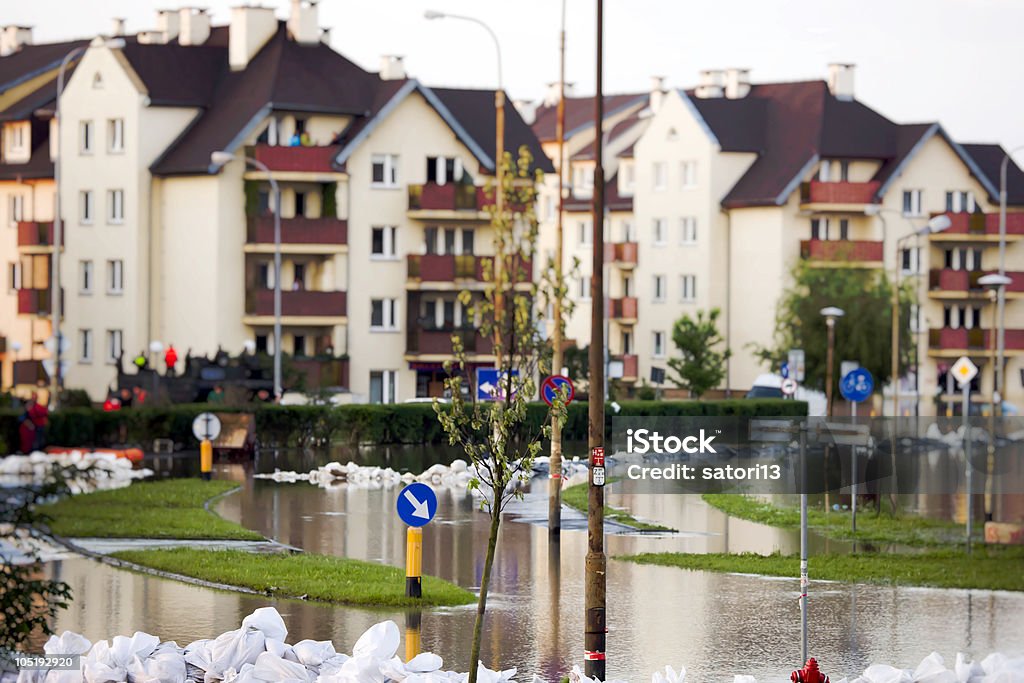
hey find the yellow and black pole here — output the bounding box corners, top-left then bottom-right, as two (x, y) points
(200, 439), (213, 480)
(406, 525), (423, 598)
(405, 610), (422, 661)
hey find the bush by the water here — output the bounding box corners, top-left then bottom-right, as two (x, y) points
(0, 399), (805, 450)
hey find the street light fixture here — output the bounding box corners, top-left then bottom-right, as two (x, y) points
(820, 306), (844, 416)
(211, 150), (282, 401)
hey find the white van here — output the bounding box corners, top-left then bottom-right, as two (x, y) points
(745, 373), (827, 416)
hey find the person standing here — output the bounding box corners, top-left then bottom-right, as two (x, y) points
(18, 394), (49, 453)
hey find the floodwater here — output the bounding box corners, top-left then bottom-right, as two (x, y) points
(37, 445), (1024, 683)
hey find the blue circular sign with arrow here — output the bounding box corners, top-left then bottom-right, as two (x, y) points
(397, 482), (438, 527)
(840, 367), (874, 403)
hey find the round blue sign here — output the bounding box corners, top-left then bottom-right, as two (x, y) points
(397, 482), (437, 527)
(840, 367), (874, 403)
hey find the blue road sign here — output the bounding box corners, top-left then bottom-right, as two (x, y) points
(780, 362), (790, 379)
(476, 368), (519, 401)
(397, 482), (437, 527)
(541, 375), (575, 406)
(840, 367), (874, 403)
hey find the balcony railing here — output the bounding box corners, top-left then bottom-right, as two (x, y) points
(17, 221), (59, 247)
(250, 144), (341, 173)
(406, 254), (532, 283)
(610, 296), (638, 321)
(939, 212), (1024, 237)
(407, 327), (495, 355)
(604, 241), (638, 266)
(17, 288), (50, 315)
(800, 239), (884, 263)
(290, 357), (349, 389)
(408, 183), (493, 212)
(13, 359), (46, 386)
(929, 327), (1024, 351)
(247, 215), (348, 245)
(800, 180), (881, 205)
(246, 289), (347, 317)
(613, 353), (638, 380)
(929, 269), (1024, 294)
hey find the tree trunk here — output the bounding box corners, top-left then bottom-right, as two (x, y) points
(468, 508), (502, 683)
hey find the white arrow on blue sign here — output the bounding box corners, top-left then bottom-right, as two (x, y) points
(397, 482), (437, 527)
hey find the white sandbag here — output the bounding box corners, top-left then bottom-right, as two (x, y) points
(207, 629), (266, 681)
(733, 676), (758, 683)
(240, 608), (288, 642)
(914, 653), (956, 683)
(126, 650), (187, 683)
(474, 662), (517, 683)
(956, 654), (985, 683)
(182, 639), (213, 674)
(250, 650), (314, 682)
(291, 641), (338, 670)
(862, 665), (913, 683)
(651, 666), (685, 683)
(45, 632), (93, 657)
(84, 632), (160, 682)
(264, 640), (297, 663)
(407, 654), (444, 674)
(351, 621), (400, 661)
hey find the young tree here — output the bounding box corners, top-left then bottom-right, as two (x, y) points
(435, 147), (565, 683)
(668, 308), (731, 398)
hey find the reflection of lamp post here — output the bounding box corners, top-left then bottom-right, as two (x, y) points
(979, 272), (1011, 523)
(820, 306), (844, 416)
(211, 151), (281, 400)
(997, 146), (1024, 415)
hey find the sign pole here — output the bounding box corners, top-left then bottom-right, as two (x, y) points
(851, 400), (857, 536)
(799, 421), (809, 664)
(963, 381), (972, 553)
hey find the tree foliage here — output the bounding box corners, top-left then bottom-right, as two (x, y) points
(754, 262), (914, 392)
(668, 308), (731, 398)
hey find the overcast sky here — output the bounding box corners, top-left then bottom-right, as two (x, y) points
(10, 0), (1024, 160)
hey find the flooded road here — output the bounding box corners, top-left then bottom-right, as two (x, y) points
(39, 447), (1024, 682)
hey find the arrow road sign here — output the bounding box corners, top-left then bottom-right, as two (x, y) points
(951, 356), (978, 387)
(397, 482), (437, 527)
(476, 368), (520, 401)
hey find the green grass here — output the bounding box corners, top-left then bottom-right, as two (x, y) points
(621, 547), (1024, 592)
(562, 480), (675, 532)
(111, 548), (476, 608)
(43, 479), (264, 541)
(701, 493), (978, 546)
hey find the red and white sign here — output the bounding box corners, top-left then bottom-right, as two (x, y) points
(591, 447), (605, 467)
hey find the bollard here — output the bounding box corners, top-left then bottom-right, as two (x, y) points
(406, 526), (422, 598)
(200, 439), (213, 481)
(792, 658), (829, 683)
(404, 611), (422, 661)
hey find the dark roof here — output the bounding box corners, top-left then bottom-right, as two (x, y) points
(0, 69), (67, 121)
(0, 40), (88, 94)
(572, 112), (644, 161)
(430, 87), (554, 173)
(962, 143), (1024, 206)
(0, 139), (53, 180)
(870, 123), (935, 194)
(605, 171), (632, 211)
(532, 92), (646, 142)
(121, 42), (226, 106)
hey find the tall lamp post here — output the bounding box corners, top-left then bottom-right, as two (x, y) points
(979, 272), (1011, 523)
(51, 38), (125, 408)
(997, 145), (1024, 416)
(820, 307), (844, 416)
(211, 151), (282, 400)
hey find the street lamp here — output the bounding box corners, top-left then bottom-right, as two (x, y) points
(211, 150), (282, 401)
(996, 145), (1024, 417)
(51, 37), (126, 409)
(978, 272), (1011, 524)
(820, 306), (845, 416)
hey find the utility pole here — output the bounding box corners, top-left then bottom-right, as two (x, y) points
(584, 0), (606, 678)
(549, 0), (567, 540)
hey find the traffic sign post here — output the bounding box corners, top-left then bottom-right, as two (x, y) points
(839, 365), (873, 535)
(192, 412), (221, 481)
(541, 375), (575, 407)
(952, 355), (977, 551)
(397, 483), (438, 598)
(781, 377), (798, 397)
(788, 349), (806, 382)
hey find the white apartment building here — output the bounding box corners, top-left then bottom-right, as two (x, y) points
(529, 66), (1024, 414)
(0, 3), (549, 403)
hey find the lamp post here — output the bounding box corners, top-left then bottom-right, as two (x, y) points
(979, 272), (1011, 523)
(211, 151), (281, 400)
(997, 146), (1024, 417)
(820, 306), (844, 416)
(50, 38), (125, 409)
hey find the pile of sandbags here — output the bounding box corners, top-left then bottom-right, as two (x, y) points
(0, 451), (152, 493)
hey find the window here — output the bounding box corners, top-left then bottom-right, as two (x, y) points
(7, 261), (21, 292)
(681, 160), (697, 188)
(900, 247), (921, 275)
(8, 194), (23, 227)
(909, 304), (922, 334)
(370, 298), (399, 330)
(622, 220), (636, 242)
(621, 330), (633, 354)
(371, 226), (397, 258)
(107, 118), (124, 153)
(461, 229), (475, 255)
(623, 163), (635, 192)
(653, 162), (667, 191)
(573, 165), (594, 196)
(369, 370), (398, 404)
(653, 274), (666, 302)
(443, 228), (456, 255)
(255, 334), (268, 353)
(107, 259), (123, 294)
(902, 189), (923, 217)
(943, 304), (982, 330)
(680, 217), (697, 245)
(92, 72), (103, 89)
(811, 217), (847, 241)
(80, 120), (94, 153)
(578, 275), (592, 300)
(653, 331), (666, 358)
(680, 274), (697, 302)
(79, 329), (93, 363)
(294, 191), (307, 218)
(818, 159), (848, 182)
(105, 329), (123, 364)
(293, 334), (307, 357)
(653, 218), (667, 245)
(578, 219), (592, 245)
(943, 247), (982, 271)
(426, 156), (463, 185)
(945, 191), (977, 213)
(424, 227), (438, 255)
(9, 124), (25, 152)
(80, 191), (94, 224)
(107, 189), (124, 223)
(371, 154), (399, 188)
(292, 263), (306, 290)
(79, 260), (93, 294)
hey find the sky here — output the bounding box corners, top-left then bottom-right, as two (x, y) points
(8, 0), (1024, 161)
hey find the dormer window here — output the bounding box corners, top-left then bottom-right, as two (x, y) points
(818, 159), (849, 182)
(92, 72), (103, 89)
(426, 156), (465, 185)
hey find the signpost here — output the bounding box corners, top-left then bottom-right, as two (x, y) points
(397, 482), (438, 598)
(781, 377), (798, 397)
(192, 412), (221, 480)
(591, 446), (605, 487)
(839, 365), (873, 534)
(541, 375), (575, 407)
(951, 355), (978, 550)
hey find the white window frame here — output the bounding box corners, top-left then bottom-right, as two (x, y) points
(107, 189), (124, 224)
(680, 216), (697, 245)
(680, 274), (697, 302)
(79, 260), (93, 294)
(80, 120), (94, 154)
(652, 274), (666, 303)
(371, 225), (398, 259)
(9, 194), (24, 227)
(8, 261), (21, 292)
(369, 369), (398, 404)
(681, 160), (697, 188)
(107, 259), (124, 295)
(653, 331), (666, 359)
(902, 189), (923, 217)
(107, 118), (124, 153)
(79, 328), (93, 364)
(652, 218), (667, 245)
(579, 275), (592, 301)
(653, 162), (667, 191)
(370, 297), (399, 331)
(80, 190), (94, 225)
(105, 329), (123, 365)
(578, 219), (592, 246)
(371, 153), (399, 188)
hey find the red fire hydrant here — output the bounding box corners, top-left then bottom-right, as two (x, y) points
(792, 659), (829, 683)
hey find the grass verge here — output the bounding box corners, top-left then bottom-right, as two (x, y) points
(621, 547), (1024, 592)
(43, 479), (264, 541)
(111, 548), (476, 608)
(562, 480), (675, 532)
(701, 493), (978, 546)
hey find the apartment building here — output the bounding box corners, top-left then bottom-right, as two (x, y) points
(0, 2), (549, 402)
(529, 66), (1024, 414)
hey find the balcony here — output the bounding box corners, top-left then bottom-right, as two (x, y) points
(247, 215), (348, 246)
(935, 212), (1024, 240)
(800, 180), (881, 207)
(928, 327), (1024, 354)
(408, 182), (493, 215)
(250, 144), (341, 174)
(246, 289), (347, 318)
(610, 296), (638, 323)
(929, 269), (1024, 296)
(613, 353), (638, 381)
(407, 254), (483, 282)
(604, 241), (638, 268)
(17, 221), (59, 248)
(17, 288), (50, 315)
(800, 239), (884, 265)
(291, 357), (349, 390)
(407, 327), (495, 356)
(13, 359), (46, 386)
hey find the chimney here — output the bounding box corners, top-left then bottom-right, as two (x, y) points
(828, 63), (855, 101)
(543, 80), (576, 107)
(0, 26), (32, 57)
(725, 68), (751, 99)
(156, 9), (180, 42)
(229, 5), (278, 70)
(320, 27), (331, 44)
(649, 75), (666, 112)
(379, 55), (406, 81)
(514, 99), (536, 125)
(179, 7), (211, 46)
(288, 0), (319, 45)
(111, 18), (126, 37)
(694, 69), (724, 99)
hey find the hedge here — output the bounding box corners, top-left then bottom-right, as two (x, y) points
(0, 399), (806, 453)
